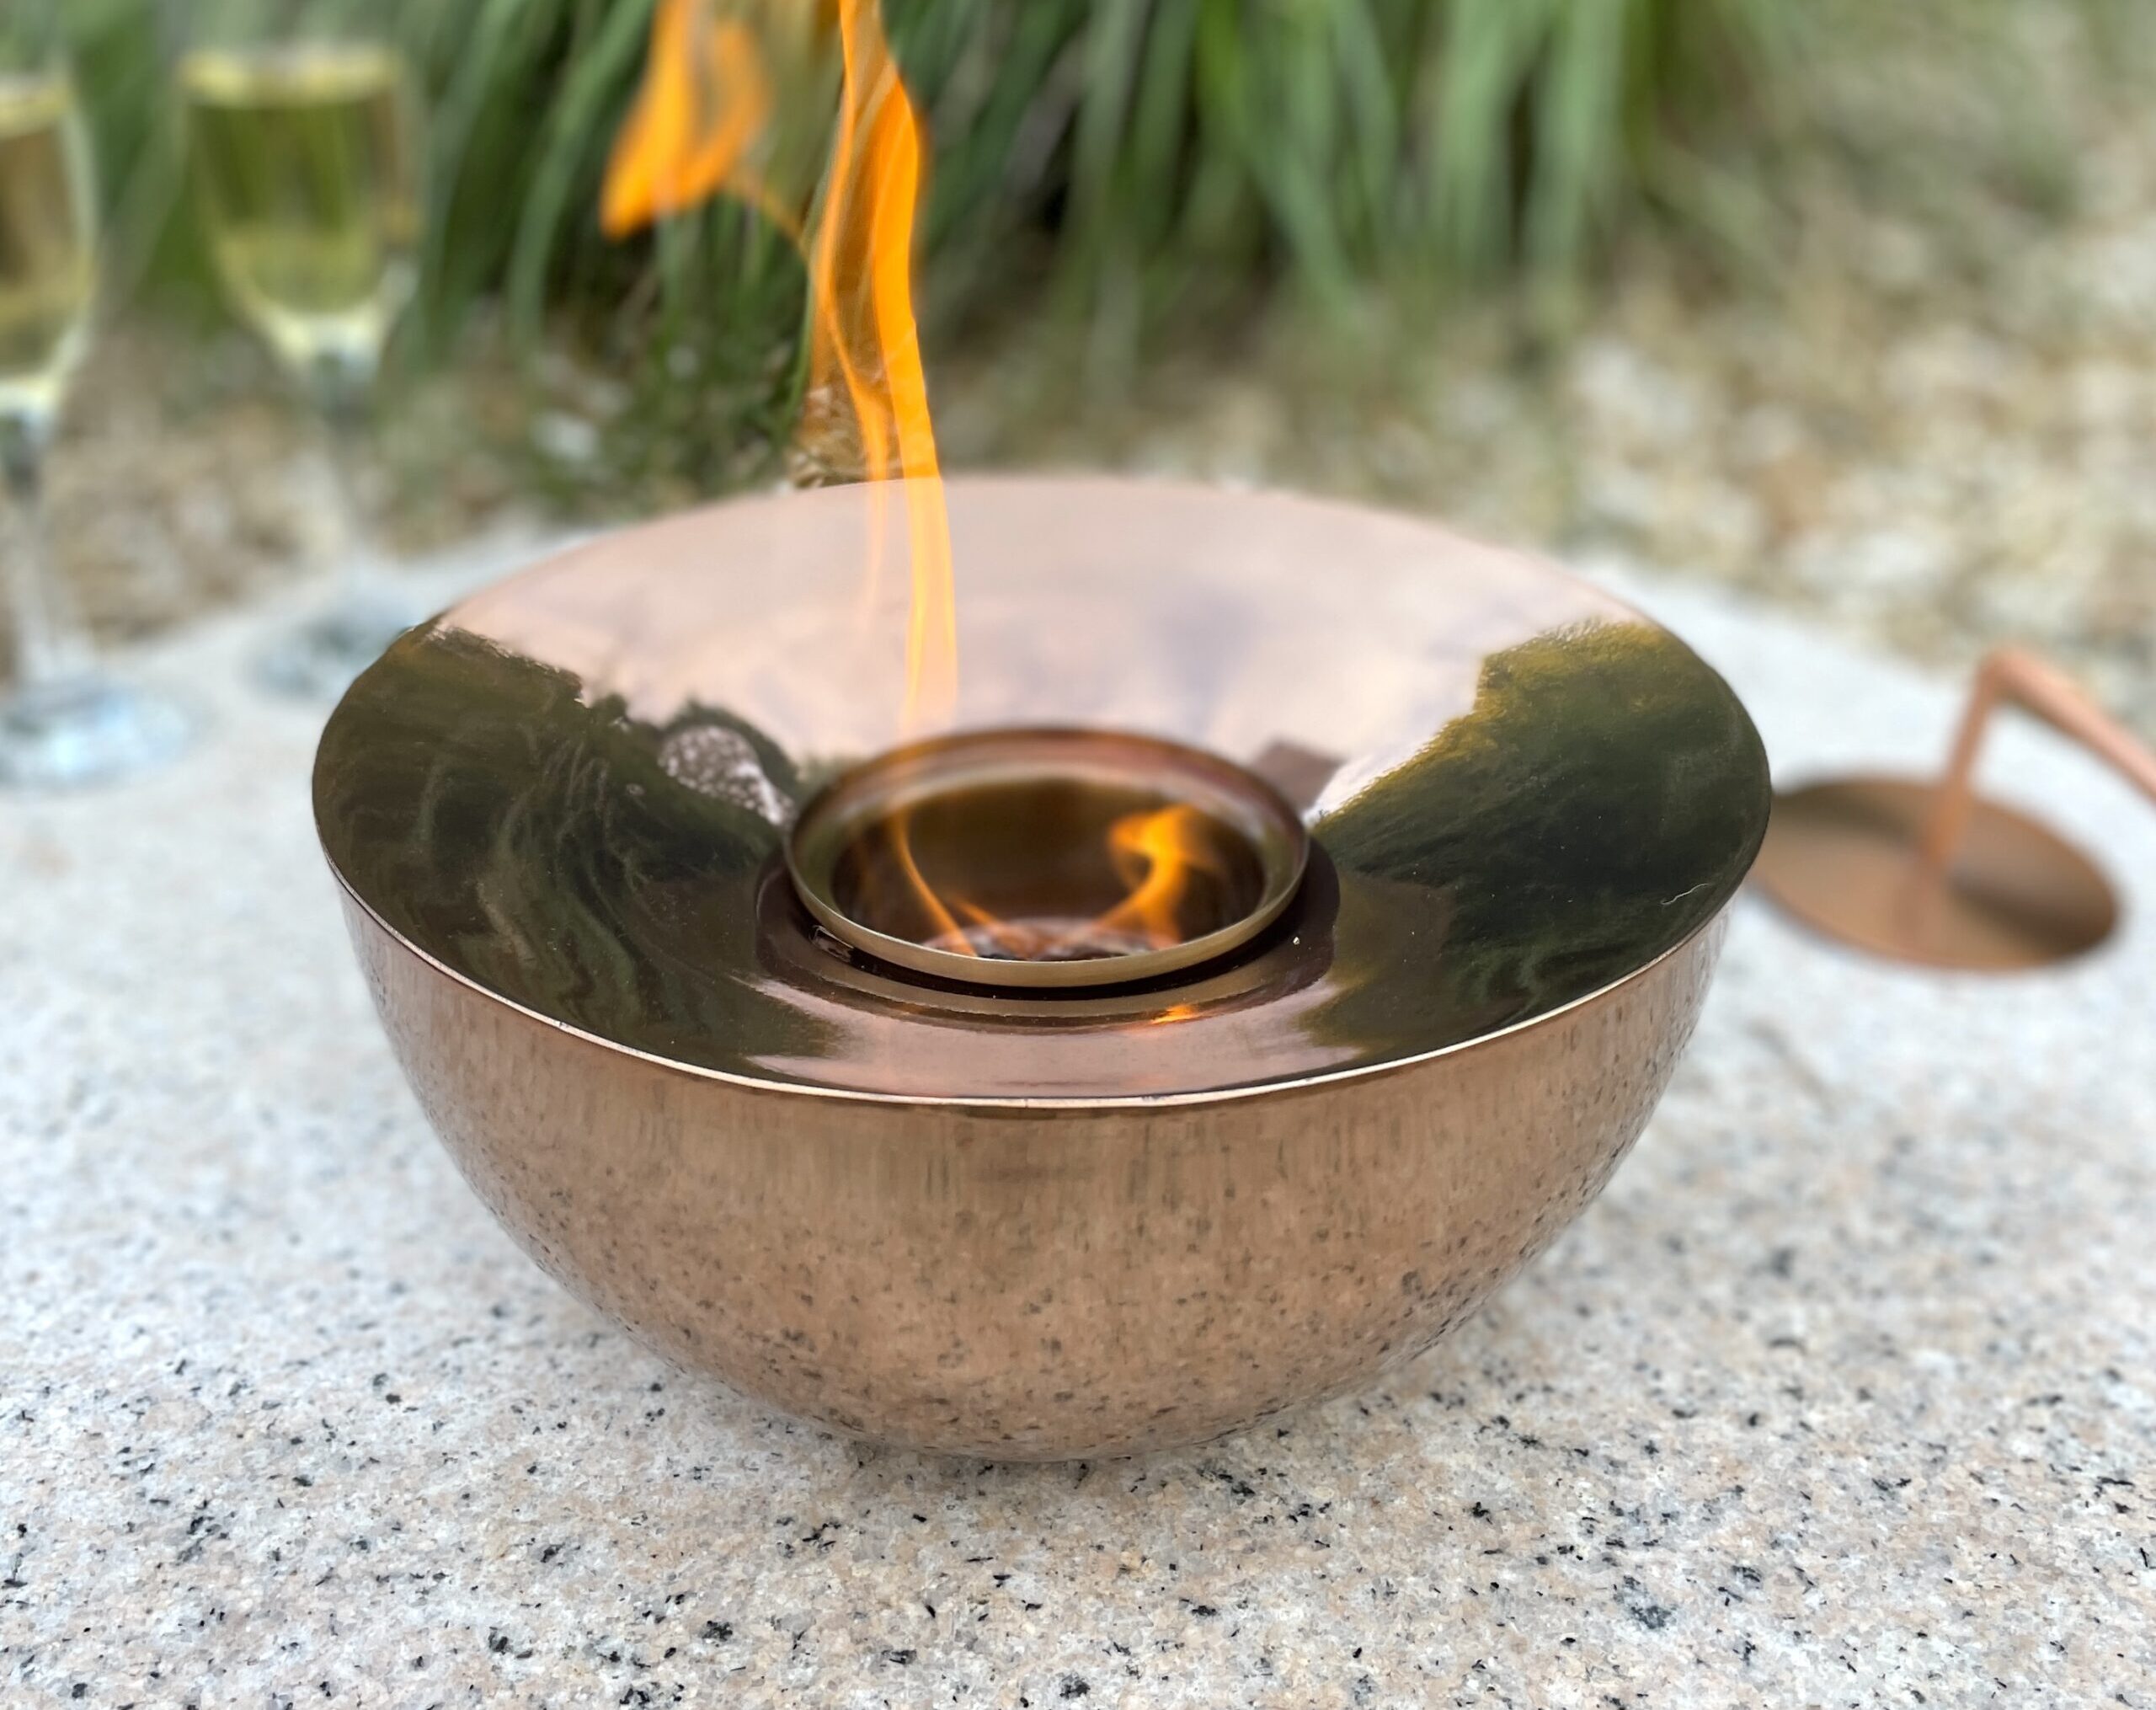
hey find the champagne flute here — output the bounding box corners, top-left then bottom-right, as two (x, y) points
(181, 2), (422, 698)
(0, 4), (190, 788)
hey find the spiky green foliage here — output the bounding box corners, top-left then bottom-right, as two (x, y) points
(67, 0), (1803, 485)
(384, 0), (1798, 335)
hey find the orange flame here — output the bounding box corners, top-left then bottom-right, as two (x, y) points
(600, 3), (787, 239)
(1095, 806), (1221, 950)
(604, 5), (1212, 967)
(930, 805), (1223, 962)
(604, 0), (953, 730)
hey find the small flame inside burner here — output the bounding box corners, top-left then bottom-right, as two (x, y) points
(787, 730), (1310, 991)
(846, 796), (1257, 965)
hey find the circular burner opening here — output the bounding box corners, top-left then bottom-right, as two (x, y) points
(785, 728), (1309, 990)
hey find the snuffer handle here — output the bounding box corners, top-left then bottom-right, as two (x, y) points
(1918, 647), (2156, 884)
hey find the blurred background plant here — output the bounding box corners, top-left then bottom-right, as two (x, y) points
(73, 0), (1809, 478)
(25, 0), (2156, 729)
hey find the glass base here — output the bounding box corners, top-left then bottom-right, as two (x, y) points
(0, 674), (193, 790)
(253, 595), (414, 700)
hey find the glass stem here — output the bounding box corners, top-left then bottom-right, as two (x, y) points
(311, 357), (382, 617)
(1, 409), (87, 694)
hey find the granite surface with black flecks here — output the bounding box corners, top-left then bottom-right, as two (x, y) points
(4, 550), (2152, 1706)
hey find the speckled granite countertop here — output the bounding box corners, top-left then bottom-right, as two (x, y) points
(4, 545), (2153, 1707)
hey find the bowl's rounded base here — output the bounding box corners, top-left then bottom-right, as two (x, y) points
(343, 892), (1726, 1460)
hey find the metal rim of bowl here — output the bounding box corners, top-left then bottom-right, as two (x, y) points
(312, 477), (1775, 1110)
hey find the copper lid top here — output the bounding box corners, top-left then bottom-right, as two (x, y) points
(313, 477), (1769, 1101)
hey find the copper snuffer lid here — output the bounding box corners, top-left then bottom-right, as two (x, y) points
(1755, 646), (2156, 970)
(312, 477), (1771, 1102)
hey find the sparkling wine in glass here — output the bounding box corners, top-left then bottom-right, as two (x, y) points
(0, 31), (189, 788)
(182, 24), (423, 698)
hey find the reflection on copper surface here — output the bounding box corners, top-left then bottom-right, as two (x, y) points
(317, 479), (1769, 1099)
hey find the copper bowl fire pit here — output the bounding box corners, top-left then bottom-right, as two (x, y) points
(314, 476), (1769, 1459)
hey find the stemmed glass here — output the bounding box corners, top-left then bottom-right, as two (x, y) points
(0, 2), (190, 788)
(180, 1), (423, 697)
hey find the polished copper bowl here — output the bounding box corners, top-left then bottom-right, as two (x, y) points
(315, 477), (1769, 1459)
